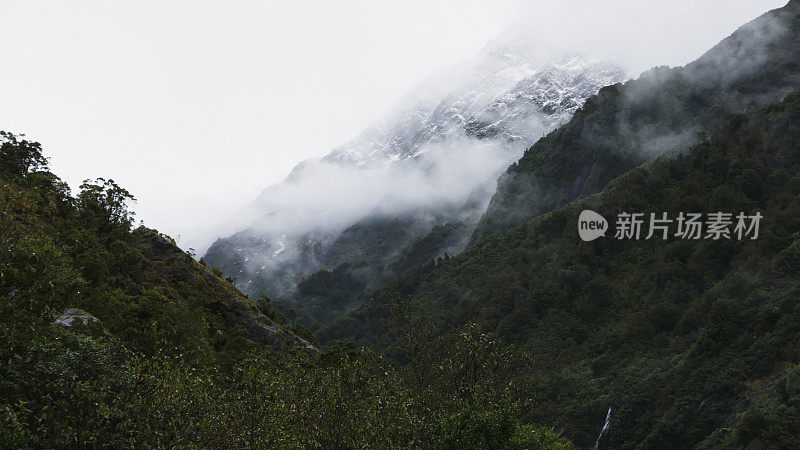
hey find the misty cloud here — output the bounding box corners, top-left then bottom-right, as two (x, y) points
(250, 135), (517, 238)
(203, 38), (629, 300)
(208, 132), (523, 297)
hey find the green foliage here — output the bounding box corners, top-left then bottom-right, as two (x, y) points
(325, 90), (800, 446)
(0, 134), (571, 447)
(207, 210), (472, 331)
(297, 265), (363, 307)
(439, 402), (520, 449)
(77, 178), (136, 230)
(473, 1), (800, 241)
(0, 131), (48, 178)
(439, 402), (574, 450)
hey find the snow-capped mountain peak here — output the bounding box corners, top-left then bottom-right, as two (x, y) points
(204, 35), (628, 302)
(324, 38), (626, 167)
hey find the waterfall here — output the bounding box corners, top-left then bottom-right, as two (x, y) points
(595, 406), (612, 449)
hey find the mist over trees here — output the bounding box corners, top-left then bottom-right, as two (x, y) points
(4, 1), (800, 448)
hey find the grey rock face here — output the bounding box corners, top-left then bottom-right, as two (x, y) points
(54, 308), (99, 328)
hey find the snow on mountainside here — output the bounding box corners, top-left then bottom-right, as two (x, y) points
(204, 36), (627, 302)
(465, 57), (625, 141)
(325, 42), (625, 167)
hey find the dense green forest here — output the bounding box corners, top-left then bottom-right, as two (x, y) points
(6, 2), (800, 448)
(205, 207), (475, 330)
(472, 0), (800, 243)
(284, 219), (470, 328)
(0, 132), (572, 447)
(262, 0), (800, 336)
(323, 89), (800, 447)
(317, 6), (800, 445)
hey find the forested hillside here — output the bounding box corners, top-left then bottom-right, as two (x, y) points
(0, 132), (572, 447)
(203, 40), (626, 330)
(5, 3), (800, 448)
(323, 89), (800, 447)
(472, 0), (800, 243)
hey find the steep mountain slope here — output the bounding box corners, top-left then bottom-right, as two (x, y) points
(0, 133), (575, 447)
(0, 134), (315, 359)
(472, 0), (800, 243)
(204, 39), (625, 325)
(323, 87), (800, 448)
(281, 214), (472, 327)
(325, 51), (624, 165)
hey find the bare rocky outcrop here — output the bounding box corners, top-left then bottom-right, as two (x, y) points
(54, 308), (100, 328)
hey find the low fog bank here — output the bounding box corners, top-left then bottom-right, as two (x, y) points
(253, 138), (517, 237)
(202, 35), (629, 295)
(211, 132), (527, 296)
(201, 1), (790, 300)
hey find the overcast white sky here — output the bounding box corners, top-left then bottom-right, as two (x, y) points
(0, 0), (787, 250)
